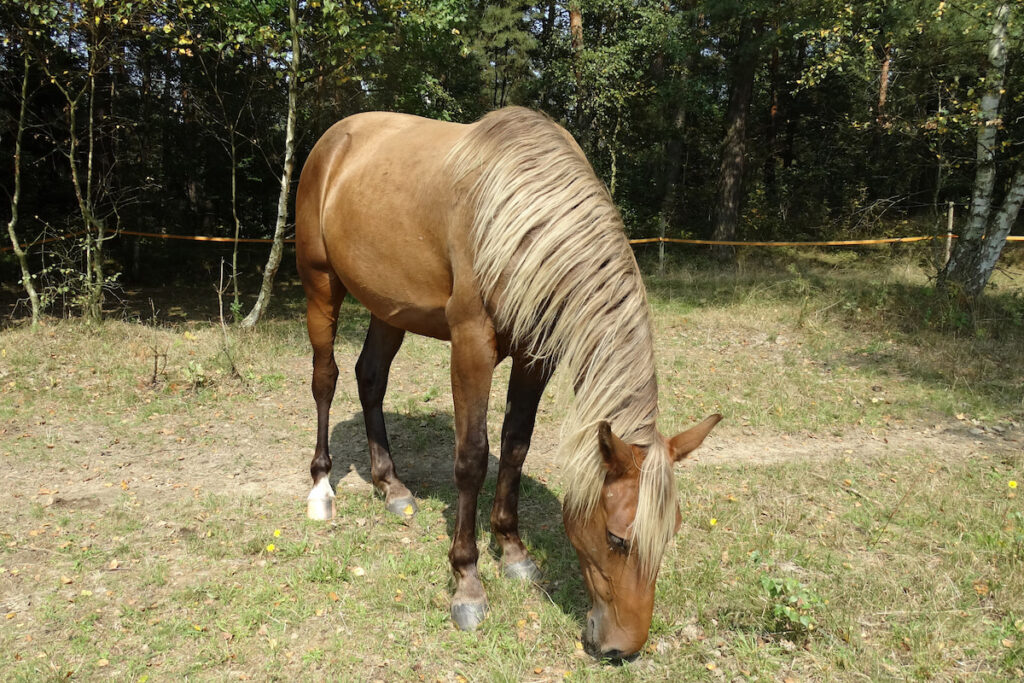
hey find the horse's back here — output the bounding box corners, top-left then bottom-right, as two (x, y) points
(297, 112), (472, 339)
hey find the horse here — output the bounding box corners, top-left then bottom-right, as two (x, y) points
(295, 106), (720, 660)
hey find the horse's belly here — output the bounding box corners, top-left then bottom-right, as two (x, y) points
(327, 235), (453, 340)
(347, 283), (451, 340)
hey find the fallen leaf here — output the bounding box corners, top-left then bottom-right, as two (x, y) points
(96, 659), (109, 667)
(328, 591), (339, 602)
(60, 576), (73, 585)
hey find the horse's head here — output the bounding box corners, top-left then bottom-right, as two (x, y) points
(563, 414), (721, 661)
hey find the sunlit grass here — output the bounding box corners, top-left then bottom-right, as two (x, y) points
(1, 253), (1022, 679)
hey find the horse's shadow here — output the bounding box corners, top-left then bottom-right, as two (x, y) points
(327, 411), (587, 623)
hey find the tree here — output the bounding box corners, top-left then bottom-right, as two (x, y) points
(939, 2), (1024, 300)
(4, 51), (42, 326)
(711, 18), (758, 254)
(30, 0), (117, 322)
(241, 0), (300, 328)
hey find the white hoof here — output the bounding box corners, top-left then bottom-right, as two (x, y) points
(306, 478), (336, 521)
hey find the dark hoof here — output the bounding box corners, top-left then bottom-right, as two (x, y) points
(451, 601), (487, 631)
(503, 558), (541, 582)
(385, 496), (418, 519)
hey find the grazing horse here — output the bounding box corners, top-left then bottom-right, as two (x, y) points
(295, 107), (720, 660)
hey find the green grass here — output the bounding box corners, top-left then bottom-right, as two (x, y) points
(1, 253), (1022, 679)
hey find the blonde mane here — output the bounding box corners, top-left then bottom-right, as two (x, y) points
(446, 107), (676, 577)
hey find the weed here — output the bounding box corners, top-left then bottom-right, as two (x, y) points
(760, 574), (824, 637)
(184, 360), (208, 389)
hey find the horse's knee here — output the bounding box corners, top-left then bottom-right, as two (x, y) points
(454, 435), (488, 489)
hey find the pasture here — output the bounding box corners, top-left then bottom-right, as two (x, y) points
(1, 250), (1022, 681)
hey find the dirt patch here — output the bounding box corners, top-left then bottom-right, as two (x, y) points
(692, 419), (1023, 469)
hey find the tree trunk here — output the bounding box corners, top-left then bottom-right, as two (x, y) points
(241, 0), (300, 328)
(939, 2), (1012, 299)
(5, 53), (42, 327)
(712, 24), (757, 257)
(783, 38), (805, 171)
(876, 45), (892, 127)
(659, 106), (686, 273)
(764, 46), (780, 199)
(229, 131), (242, 317)
(570, 3), (583, 83)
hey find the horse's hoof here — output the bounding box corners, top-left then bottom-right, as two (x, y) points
(386, 496), (418, 519)
(503, 558), (541, 582)
(451, 601), (487, 631)
(306, 496), (335, 521)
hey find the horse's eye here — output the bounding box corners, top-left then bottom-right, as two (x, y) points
(606, 530), (630, 554)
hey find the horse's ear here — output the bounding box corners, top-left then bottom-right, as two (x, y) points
(668, 414), (722, 462)
(597, 421), (632, 477)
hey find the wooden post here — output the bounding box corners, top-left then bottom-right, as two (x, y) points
(945, 201), (954, 264)
(658, 222), (665, 274)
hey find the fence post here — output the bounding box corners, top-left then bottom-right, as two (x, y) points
(658, 219), (666, 274)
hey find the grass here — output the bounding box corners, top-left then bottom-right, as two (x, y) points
(0, 251), (1022, 680)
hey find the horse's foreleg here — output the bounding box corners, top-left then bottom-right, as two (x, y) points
(304, 271), (345, 521)
(447, 307), (497, 632)
(491, 356), (550, 582)
(356, 315), (414, 518)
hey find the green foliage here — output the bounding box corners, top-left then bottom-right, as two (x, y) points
(760, 574), (825, 636)
(2, 0), (1023, 318)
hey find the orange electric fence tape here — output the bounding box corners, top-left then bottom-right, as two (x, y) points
(117, 230), (295, 244)
(3, 230), (1023, 253)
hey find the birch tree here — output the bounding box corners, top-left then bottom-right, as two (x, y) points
(4, 51), (42, 327)
(241, 0), (300, 328)
(939, 2), (1023, 300)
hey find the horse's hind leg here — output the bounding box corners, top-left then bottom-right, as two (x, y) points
(356, 315), (416, 517)
(491, 356), (550, 582)
(303, 269), (346, 521)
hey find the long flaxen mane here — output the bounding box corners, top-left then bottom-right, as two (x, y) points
(446, 107), (676, 577)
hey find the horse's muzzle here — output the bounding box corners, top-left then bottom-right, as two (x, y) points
(582, 617), (640, 663)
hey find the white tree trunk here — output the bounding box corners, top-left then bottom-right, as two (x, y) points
(241, 0), (300, 328)
(976, 167), (1024, 283)
(5, 53), (41, 327)
(940, 2), (1013, 299)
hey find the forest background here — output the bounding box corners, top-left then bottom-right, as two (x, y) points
(2, 0), (1023, 326)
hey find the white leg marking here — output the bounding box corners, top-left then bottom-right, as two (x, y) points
(306, 477), (336, 520)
